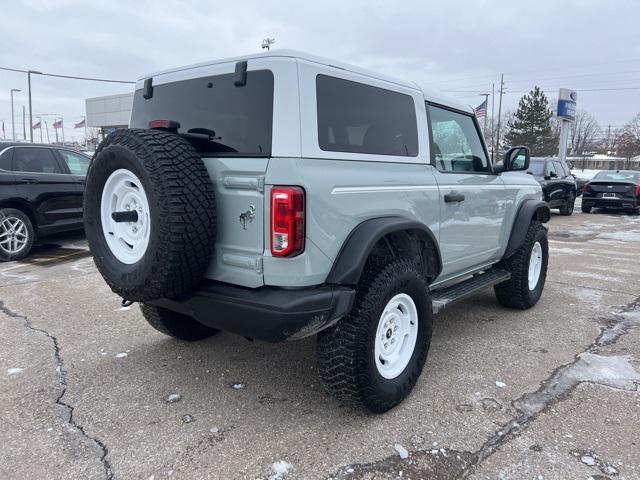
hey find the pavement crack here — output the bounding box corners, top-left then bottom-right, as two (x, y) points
(460, 298), (640, 478)
(0, 301), (114, 480)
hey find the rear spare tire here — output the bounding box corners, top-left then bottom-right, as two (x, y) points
(84, 129), (216, 302)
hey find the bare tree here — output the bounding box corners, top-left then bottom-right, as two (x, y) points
(569, 109), (600, 156)
(618, 113), (640, 168)
(597, 125), (623, 154)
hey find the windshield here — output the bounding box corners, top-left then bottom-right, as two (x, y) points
(527, 161), (545, 176)
(594, 171), (639, 182)
(130, 69), (274, 156)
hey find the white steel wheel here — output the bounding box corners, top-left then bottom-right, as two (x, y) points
(528, 241), (543, 290)
(374, 293), (419, 379)
(0, 216), (29, 254)
(100, 169), (151, 264)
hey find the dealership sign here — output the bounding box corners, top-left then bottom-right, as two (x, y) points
(557, 88), (577, 121)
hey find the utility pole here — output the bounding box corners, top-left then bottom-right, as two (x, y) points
(491, 83), (495, 161)
(495, 74), (505, 158)
(22, 106), (26, 140)
(10, 88), (20, 141)
(44, 120), (50, 143)
(38, 117), (43, 143)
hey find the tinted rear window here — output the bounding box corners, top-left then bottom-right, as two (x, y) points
(316, 75), (418, 157)
(594, 171), (639, 182)
(13, 148), (63, 173)
(130, 70), (274, 156)
(527, 161), (545, 175)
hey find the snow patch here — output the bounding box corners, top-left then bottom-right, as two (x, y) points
(598, 230), (640, 242)
(269, 460), (293, 480)
(232, 383), (246, 390)
(164, 393), (182, 403)
(115, 352), (128, 358)
(7, 367), (24, 375)
(495, 381), (507, 388)
(394, 444), (409, 459)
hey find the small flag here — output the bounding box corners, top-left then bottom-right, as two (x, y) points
(74, 119), (86, 129)
(474, 100), (487, 118)
(53, 119), (63, 129)
(32, 121), (41, 130)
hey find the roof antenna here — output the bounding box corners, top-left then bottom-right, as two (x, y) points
(261, 38), (276, 51)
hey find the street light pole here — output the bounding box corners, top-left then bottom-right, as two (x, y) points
(10, 88), (21, 141)
(27, 70), (42, 143)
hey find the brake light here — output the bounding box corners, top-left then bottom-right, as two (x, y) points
(635, 184), (640, 197)
(271, 186), (305, 257)
(148, 119), (180, 131)
(581, 183), (590, 194)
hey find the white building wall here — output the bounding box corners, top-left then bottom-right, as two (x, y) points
(86, 92), (134, 128)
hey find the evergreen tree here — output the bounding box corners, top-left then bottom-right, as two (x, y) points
(504, 86), (558, 156)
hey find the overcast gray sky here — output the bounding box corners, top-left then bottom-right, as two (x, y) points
(1, 0), (639, 144)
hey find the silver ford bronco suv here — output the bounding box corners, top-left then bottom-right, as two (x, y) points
(84, 50), (550, 413)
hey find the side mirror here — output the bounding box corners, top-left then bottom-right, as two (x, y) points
(503, 146), (530, 172)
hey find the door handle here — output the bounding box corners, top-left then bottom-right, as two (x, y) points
(21, 178), (38, 184)
(444, 192), (465, 203)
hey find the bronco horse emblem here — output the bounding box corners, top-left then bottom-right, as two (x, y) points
(239, 204), (256, 230)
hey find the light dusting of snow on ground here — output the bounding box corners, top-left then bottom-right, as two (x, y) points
(495, 381), (507, 388)
(394, 444), (409, 459)
(7, 368), (24, 375)
(565, 270), (623, 283)
(115, 352), (128, 358)
(164, 393), (182, 403)
(269, 460), (293, 480)
(598, 230), (640, 242)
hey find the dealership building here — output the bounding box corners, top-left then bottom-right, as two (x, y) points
(85, 92), (133, 137)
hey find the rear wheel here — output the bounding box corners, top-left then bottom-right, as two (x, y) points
(317, 257), (432, 413)
(140, 304), (220, 341)
(494, 221), (548, 310)
(0, 208), (34, 262)
(559, 192), (575, 216)
(581, 204), (592, 213)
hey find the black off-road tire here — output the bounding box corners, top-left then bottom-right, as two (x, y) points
(317, 257), (432, 413)
(559, 192), (575, 216)
(581, 204), (592, 213)
(84, 129), (215, 302)
(494, 221), (548, 310)
(140, 304), (220, 341)
(0, 208), (35, 262)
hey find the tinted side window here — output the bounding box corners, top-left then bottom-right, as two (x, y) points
(58, 150), (90, 175)
(130, 70), (274, 155)
(316, 75), (418, 157)
(0, 149), (12, 171)
(428, 105), (489, 172)
(13, 148), (63, 174)
(545, 161), (557, 177)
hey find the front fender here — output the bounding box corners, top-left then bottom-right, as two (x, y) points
(503, 200), (550, 258)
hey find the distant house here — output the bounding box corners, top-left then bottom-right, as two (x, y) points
(568, 154), (640, 171)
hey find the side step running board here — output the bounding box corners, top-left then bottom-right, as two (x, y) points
(431, 269), (510, 314)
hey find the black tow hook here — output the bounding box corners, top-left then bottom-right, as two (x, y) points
(112, 211), (139, 223)
(121, 298), (135, 308)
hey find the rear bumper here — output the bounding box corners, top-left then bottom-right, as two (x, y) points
(149, 281), (355, 342)
(582, 196), (638, 209)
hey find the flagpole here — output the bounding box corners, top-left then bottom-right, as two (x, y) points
(480, 93), (489, 138)
(44, 120), (50, 143)
(38, 117), (43, 143)
(61, 116), (65, 146)
(491, 83), (495, 161)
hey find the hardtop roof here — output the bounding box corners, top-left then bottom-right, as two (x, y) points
(139, 49), (472, 113)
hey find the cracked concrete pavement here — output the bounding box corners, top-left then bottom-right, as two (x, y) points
(1, 199), (639, 479)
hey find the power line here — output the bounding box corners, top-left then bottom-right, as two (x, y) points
(0, 66), (135, 84)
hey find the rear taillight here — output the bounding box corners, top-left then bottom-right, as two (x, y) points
(635, 184), (640, 197)
(271, 186), (305, 257)
(581, 183), (590, 194)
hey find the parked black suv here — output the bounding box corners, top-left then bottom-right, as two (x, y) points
(0, 142), (90, 261)
(527, 157), (577, 215)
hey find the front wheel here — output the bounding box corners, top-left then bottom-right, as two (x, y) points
(494, 221), (548, 310)
(559, 193), (575, 216)
(581, 204), (592, 213)
(0, 208), (34, 262)
(317, 257), (432, 413)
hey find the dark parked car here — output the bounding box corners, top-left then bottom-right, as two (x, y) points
(0, 142), (90, 261)
(581, 170), (640, 215)
(527, 157), (577, 215)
